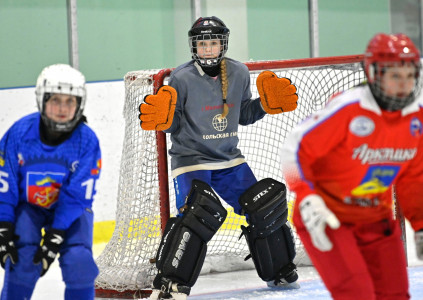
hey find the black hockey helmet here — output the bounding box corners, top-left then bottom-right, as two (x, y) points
(188, 16), (230, 67)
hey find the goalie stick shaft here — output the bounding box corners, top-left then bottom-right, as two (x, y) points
(393, 185), (407, 265)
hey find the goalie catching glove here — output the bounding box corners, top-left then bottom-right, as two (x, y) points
(33, 228), (65, 276)
(299, 194), (340, 252)
(139, 85), (177, 131)
(257, 71), (298, 114)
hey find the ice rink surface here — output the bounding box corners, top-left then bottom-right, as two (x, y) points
(190, 265), (423, 299)
(1, 262), (422, 299)
(0, 222), (422, 300)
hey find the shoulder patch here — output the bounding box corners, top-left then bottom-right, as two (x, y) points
(349, 116), (375, 137)
(410, 117), (422, 137)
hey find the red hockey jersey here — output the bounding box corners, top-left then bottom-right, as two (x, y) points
(280, 85), (423, 231)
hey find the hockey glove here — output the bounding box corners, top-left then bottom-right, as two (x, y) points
(33, 228), (65, 276)
(139, 85), (177, 131)
(415, 230), (423, 260)
(257, 70), (298, 114)
(299, 194), (340, 252)
(0, 222), (18, 268)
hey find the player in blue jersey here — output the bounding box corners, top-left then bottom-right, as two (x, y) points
(0, 64), (101, 300)
(139, 17), (300, 300)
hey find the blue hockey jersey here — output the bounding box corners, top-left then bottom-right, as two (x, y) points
(0, 113), (101, 230)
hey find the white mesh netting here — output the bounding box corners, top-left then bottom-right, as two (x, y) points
(94, 57), (365, 295)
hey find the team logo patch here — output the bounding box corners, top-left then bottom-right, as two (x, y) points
(349, 116), (375, 137)
(212, 114), (228, 131)
(91, 159), (102, 175)
(410, 117), (422, 137)
(70, 160), (79, 172)
(27, 172), (65, 208)
(351, 165), (399, 197)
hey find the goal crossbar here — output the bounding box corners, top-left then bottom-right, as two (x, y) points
(94, 54), (368, 298)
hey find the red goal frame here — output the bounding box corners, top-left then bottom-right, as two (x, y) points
(154, 54), (365, 232)
(95, 54), (409, 299)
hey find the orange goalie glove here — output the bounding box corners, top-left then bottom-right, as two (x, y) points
(139, 85), (177, 131)
(256, 71), (298, 114)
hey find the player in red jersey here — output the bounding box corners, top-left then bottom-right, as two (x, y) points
(280, 33), (423, 300)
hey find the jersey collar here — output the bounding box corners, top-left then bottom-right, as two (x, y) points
(23, 113), (42, 141)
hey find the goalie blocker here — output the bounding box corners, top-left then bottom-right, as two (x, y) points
(239, 178), (298, 284)
(152, 180), (227, 298)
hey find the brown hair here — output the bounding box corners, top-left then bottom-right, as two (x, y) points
(220, 58), (229, 119)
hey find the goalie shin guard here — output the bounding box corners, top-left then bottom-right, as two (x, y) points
(239, 178), (297, 283)
(153, 180), (227, 295)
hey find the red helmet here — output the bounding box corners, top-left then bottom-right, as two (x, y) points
(364, 33), (422, 111)
(364, 33), (420, 82)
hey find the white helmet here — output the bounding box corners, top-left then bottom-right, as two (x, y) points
(35, 64), (86, 132)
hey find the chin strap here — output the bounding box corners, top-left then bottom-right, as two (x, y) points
(201, 64), (220, 77)
(39, 116), (86, 146)
(39, 120), (70, 146)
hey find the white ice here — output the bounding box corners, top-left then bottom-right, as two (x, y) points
(0, 220), (422, 300)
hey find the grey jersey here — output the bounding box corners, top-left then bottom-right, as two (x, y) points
(165, 58), (266, 177)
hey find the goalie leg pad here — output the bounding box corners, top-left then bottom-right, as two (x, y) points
(239, 178), (297, 282)
(182, 180), (228, 242)
(153, 180), (227, 291)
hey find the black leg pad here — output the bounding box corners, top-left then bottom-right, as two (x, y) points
(153, 180), (227, 290)
(239, 178), (297, 282)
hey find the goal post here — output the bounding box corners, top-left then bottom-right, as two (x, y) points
(152, 54), (367, 235)
(95, 54), (376, 298)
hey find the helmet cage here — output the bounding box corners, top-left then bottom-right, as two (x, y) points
(189, 33), (229, 67)
(367, 61), (422, 111)
(35, 64), (86, 132)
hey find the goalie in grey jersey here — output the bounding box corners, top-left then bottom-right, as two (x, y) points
(139, 16), (299, 300)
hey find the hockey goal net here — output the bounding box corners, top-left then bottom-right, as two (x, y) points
(95, 55), (366, 298)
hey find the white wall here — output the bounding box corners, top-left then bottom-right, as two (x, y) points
(0, 80), (125, 222)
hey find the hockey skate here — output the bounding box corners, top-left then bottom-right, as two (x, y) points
(266, 270), (300, 290)
(149, 288), (187, 300)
